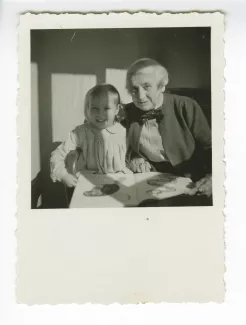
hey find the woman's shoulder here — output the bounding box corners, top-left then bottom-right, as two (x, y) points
(165, 93), (198, 109)
(163, 93), (201, 120)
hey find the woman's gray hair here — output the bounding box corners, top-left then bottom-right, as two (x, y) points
(126, 58), (169, 92)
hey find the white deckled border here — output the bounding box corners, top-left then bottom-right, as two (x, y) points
(17, 12), (225, 304)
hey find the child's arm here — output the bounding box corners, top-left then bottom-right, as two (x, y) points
(50, 129), (80, 187)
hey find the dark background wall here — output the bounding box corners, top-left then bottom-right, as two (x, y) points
(31, 27), (211, 208)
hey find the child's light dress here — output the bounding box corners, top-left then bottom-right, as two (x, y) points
(50, 122), (130, 182)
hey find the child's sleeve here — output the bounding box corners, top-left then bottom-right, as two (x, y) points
(50, 129), (79, 182)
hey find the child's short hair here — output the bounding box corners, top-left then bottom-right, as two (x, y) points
(84, 84), (121, 122)
(126, 58), (169, 92)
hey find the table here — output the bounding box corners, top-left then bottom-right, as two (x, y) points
(69, 172), (194, 208)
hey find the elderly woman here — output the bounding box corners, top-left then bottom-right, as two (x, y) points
(121, 58), (212, 205)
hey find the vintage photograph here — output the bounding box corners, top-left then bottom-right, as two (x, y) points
(31, 26), (213, 209)
(17, 13), (224, 304)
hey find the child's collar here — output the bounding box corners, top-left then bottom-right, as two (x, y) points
(105, 122), (118, 134)
(87, 122), (118, 134)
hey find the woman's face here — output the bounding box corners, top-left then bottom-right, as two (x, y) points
(87, 93), (120, 129)
(129, 67), (165, 112)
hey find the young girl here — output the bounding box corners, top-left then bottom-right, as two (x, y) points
(50, 84), (131, 188)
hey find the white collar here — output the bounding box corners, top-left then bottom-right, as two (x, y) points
(87, 122), (118, 135)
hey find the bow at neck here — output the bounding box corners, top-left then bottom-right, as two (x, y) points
(137, 107), (164, 126)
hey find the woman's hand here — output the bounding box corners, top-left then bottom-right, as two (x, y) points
(61, 173), (78, 187)
(128, 157), (152, 173)
(195, 174), (212, 197)
(185, 174), (212, 197)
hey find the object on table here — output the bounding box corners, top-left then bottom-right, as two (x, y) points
(83, 183), (120, 197)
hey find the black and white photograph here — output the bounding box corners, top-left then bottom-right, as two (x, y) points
(31, 26), (213, 209)
(17, 13), (224, 304)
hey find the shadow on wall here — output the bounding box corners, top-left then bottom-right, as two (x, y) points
(31, 28), (211, 209)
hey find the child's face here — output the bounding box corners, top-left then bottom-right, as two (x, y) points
(87, 93), (120, 129)
(129, 67), (165, 111)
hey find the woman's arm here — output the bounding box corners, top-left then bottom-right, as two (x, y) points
(182, 98), (211, 150)
(182, 99), (212, 195)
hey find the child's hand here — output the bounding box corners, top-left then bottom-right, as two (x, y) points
(129, 157), (152, 173)
(61, 173), (78, 187)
